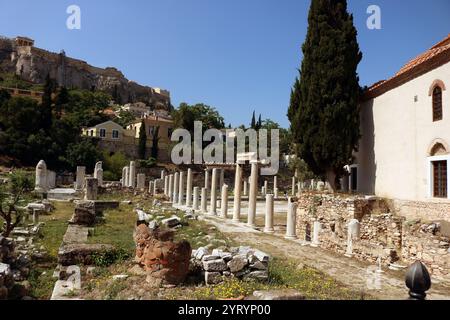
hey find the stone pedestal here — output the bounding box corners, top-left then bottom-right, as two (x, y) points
(247, 162), (258, 227)
(220, 185), (228, 219)
(94, 162), (103, 186)
(75, 167), (86, 191)
(209, 169), (218, 215)
(264, 194), (274, 233)
(85, 178), (98, 201)
(233, 164), (242, 222)
(201, 187), (207, 213)
(186, 169), (193, 207)
(285, 199), (297, 239)
(193, 187), (200, 210)
(149, 181), (154, 194)
(137, 173), (146, 191)
(121, 167), (127, 188)
(311, 221), (321, 247)
(178, 171), (184, 205)
(345, 219), (361, 257)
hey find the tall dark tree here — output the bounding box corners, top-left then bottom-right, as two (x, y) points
(151, 126), (160, 160)
(250, 111), (256, 129)
(289, 0), (362, 190)
(257, 114), (262, 130)
(41, 74), (54, 131)
(138, 120), (147, 159)
(55, 86), (69, 118)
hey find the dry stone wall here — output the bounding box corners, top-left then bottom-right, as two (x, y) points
(296, 192), (450, 282)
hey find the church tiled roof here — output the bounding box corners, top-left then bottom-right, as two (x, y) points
(364, 34), (450, 100)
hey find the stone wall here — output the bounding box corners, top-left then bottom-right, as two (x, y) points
(391, 199), (450, 222)
(296, 192), (450, 282)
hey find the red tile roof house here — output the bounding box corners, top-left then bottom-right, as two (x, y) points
(351, 34), (450, 222)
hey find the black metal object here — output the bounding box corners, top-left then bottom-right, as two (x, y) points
(405, 261), (432, 300)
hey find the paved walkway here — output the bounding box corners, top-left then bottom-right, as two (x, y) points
(196, 215), (450, 300)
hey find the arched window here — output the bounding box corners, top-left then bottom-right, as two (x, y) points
(433, 86), (443, 122)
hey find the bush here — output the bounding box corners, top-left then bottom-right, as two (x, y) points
(102, 151), (129, 181)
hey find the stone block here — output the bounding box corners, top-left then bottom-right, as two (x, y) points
(203, 259), (227, 272)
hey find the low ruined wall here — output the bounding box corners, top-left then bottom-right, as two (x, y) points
(391, 199), (450, 222)
(296, 192), (450, 281)
(401, 222), (450, 279)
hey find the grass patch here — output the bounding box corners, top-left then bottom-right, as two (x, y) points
(27, 268), (56, 300)
(87, 204), (136, 253)
(36, 202), (74, 259)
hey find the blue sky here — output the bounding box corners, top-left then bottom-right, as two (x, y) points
(1, 0), (449, 128)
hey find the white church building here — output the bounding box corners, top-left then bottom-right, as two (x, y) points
(353, 34), (450, 221)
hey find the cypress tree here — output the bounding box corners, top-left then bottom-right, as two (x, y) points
(289, 0), (362, 190)
(151, 126), (160, 160)
(55, 86), (69, 118)
(250, 111), (256, 129)
(41, 74), (54, 131)
(138, 120), (147, 159)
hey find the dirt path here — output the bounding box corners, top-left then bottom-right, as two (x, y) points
(200, 215), (450, 300)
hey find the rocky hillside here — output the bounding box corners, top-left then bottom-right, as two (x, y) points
(0, 36), (171, 110)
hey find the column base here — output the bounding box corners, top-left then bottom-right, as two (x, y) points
(344, 253), (353, 258)
(285, 235), (298, 240)
(264, 228), (275, 233)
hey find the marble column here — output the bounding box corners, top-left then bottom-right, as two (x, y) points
(285, 198), (298, 239)
(264, 180), (268, 195)
(186, 169), (193, 207)
(273, 176), (277, 195)
(164, 176), (169, 196)
(161, 170), (165, 180)
(220, 184), (228, 219)
(173, 172), (179, 204)
(193, 187), (200, 211)
(247, 161), (258, 227)
(85, 178), (98, 201)
(168, 174), (174, 202)
(274, 188), (279, 199)
(232, 163), (242, 222)
(264, 194), (274, 233)
(124, 167), (130, 187)
(94, 161), (103, 186)
(201, 187), (207, 213)
(220, 169), (225, 189)
(204, 169), (210, 191)
(209, 168), (218, 215)
(311, 221), (322, 247)
(178, 171), (184, 205)
(291, 177), (296, 196)
(297, 182), (302, 196)
(243, 179), (248, 197)
(76, 166), (86, 190)
(129, 161), (136, 188)
(261, 186), (266, 196)
(153, 180), (158, 195)
(35, 160), (47, 193)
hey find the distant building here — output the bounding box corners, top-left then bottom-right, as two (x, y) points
(82, 116), (174, 162)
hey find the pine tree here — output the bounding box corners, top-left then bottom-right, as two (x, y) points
(289, 0), (362, 190)
(138, 120), (147, 159)
(41, 74), (54, 131)
(250, 111), (256, 129)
